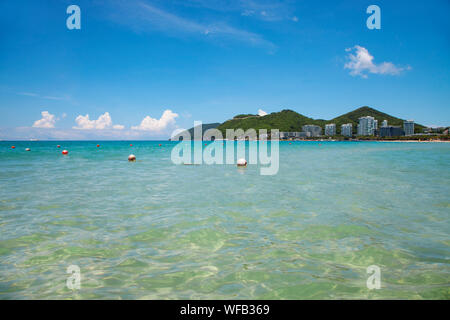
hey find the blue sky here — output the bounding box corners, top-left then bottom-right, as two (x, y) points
(0, 0), (449, 139)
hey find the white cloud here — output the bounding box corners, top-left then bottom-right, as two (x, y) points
(132, 110), (179, 132)
(1, 126), (172, 140)
(113, 124), (125, 130)
(241, 10), (255, 16)
(344, 45), (409, 78)
(104, 1), (275, 51)
(258, 109), (268, 116)
(20, 92), (39, 97)
(73, 112), (124, 130)
(19, 92), (68, 101)
(33, 111), (56, 128)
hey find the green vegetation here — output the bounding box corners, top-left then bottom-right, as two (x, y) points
(218, 109), (321, 135)
(329, 106), (425, 134)
(233, 114), (257, 119)
(217, 106), (426, 135)
(175, 106), (443, 140)
(357, 135), (449, 141)
(186, 123), (220, 137)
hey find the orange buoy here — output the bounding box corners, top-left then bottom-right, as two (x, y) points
(11, 146), (15, 149)
(97, 144), (100, 147)
(130, 144), (133, 147)
(57, 145), (61, 148)
(159, 144), (162, 147)
(128, 154), (136, 162)
(204, 143), (207, 146)
(62, 150), (68, 155)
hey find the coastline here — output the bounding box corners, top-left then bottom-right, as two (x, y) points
(374, 140), (450, 143)
(277, 139), (450, 143)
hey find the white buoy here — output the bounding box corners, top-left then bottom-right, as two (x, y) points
(25, 148), (31, 151)
(237, 158), (247, 167)
(128, 154), (136, 162)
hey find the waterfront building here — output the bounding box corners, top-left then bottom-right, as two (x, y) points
(297, 132), (311, 138)
(357, 116), (376, 136)
(279, 132), (311, 139)
(382, 120), (388, 127)
(379, 126), (405, 137)
(302, 125), (322, 137)
(404, 120), (415, 136)
(325, 123), (336, 136)
(279, 132), (289, 139)
(341, 123), (353, 137)
(292, 132), (306, 138)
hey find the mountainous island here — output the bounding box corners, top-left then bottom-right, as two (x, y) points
(218, 106), (424, 134)
(174, 106), (448, 140)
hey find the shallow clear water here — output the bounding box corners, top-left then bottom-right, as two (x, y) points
(0, 141), (449, 299)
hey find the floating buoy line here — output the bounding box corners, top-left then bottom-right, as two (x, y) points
(9, 143), (249, 170)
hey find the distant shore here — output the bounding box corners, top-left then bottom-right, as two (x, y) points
(279, 139), (450, 143)
(2, 138), (449, 143)
(374, 140), (450, 143)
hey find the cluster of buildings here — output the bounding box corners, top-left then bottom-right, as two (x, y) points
(278, 116), (415, 139)
(356, 116), (414, 137)
(279, 125), (323, 139)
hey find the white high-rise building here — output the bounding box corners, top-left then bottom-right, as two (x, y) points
(325, 123), (336, 136)
(341, 123), (353, 137)
(404, 120), (414, 136)
(357, 116), (376, 136)
(382, 120), (388, 127)
(374, 119), (378, 130)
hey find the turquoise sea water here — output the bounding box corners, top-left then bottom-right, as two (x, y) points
(0, 140), (449, 299)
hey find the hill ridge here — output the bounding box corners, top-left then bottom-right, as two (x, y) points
(217, 106), (424, 134)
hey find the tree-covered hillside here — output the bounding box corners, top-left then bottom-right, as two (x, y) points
(186, 123), (220, 137)
(329, 106), (425, 133)
(217, 106), (425, 135)
(217, 109), (323, 134)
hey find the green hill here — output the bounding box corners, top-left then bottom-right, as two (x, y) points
(187, 122), (221, 137)
(171, 123), (220, 140)
(329, 106), (425, 134)
(233, 114), (258, 119)
(217, 106), (425, 135)
(218, 109), (323, 134)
